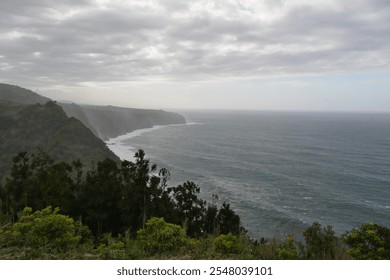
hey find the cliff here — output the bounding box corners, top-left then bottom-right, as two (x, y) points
(0, 100), (119, 181)
(0, 83), (186, 181)
(59, 103), (186, 140)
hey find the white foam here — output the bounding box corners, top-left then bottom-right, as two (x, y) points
(105, 122), (202, 162)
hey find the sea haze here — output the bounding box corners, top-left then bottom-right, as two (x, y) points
(107, 110), (390, 239)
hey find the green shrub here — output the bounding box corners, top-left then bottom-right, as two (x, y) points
(1, 206), (88, 252)
(137, 217), (187, 254)
(96, 233), (126, 259)
(276, 235), (300, 259)
(214, 233), (243, 255)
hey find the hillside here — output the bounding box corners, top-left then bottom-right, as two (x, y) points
(60, 103), (186, 140)
(0, 83), (51, 104)
(0, 83), (122, 181)
(0, 100), (119, 181)
(0, 83), (187, 180)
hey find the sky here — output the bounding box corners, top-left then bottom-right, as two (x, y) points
(1, 0), (390, 112)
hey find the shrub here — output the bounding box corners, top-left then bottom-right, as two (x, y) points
(276, 235), (301, 260)
(137, 217), (187, 254)
(96, 233), (126, 259)
(214, 233), (243, 255)
(1, 206), (88, 252)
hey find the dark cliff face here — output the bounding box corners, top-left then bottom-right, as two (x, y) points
(0, 101), (120, 181)
(60, 103), (187, 140)
(0, 85), (121, 181)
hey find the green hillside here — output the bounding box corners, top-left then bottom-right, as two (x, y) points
(0, 100), (118, 182)
(0, 83), (51, 104)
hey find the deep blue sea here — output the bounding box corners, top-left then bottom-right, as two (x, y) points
(107, 110), (390, 239)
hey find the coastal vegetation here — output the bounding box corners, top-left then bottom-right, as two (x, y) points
(0, 100), (119, 182)
(0, 83), (388, 259)
(0, 150), (389, 260)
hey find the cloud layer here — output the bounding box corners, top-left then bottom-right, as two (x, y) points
(1, 0), (390, 87)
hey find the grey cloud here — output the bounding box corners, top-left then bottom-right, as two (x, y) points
(1, 0), (390, 87)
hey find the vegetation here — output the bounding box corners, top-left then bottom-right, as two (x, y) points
(0, 100), (118, 182)
(0, 83), (51, 105)
(343, 223), (390, 259)
(0, 150), (388, 260)
(0, 150), (243, 238)
(136, 217), (188, 254)
(1, 83), (387, 259)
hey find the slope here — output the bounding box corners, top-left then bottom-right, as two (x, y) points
(0, 90), (119, 182)
(0, 83), (51, 104)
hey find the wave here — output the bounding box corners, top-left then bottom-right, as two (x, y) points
(105, 122), (203, 161)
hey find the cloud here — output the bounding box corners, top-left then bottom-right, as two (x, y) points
(1, 0), (390, 88)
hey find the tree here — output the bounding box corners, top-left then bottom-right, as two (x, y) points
(119, 150), (174, 232)
(169, 181), (206, 237)
(217, 202), (243, 235)
(82, 158), (123, 235)
(302, 222), (338, 259)
(1, 152), (32, 216)
(343, 223), (390, 260)
(1, 151), (75, 217)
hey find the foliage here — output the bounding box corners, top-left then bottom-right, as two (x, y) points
(0, 83), (50, 105)
(0, 99), (118, 183)
(1, 149), (388, 260)
(168, 181), (206, 237)
(136, 217), (187, 254)
(217, 202), (244, 235)
(0, 149), (246, 241)
(302, 222), (338, 259)
(0, 206), (89, 253)
(214, 233), (243, 255)
(343, 223), (390, 260)
(96, 233), (126, 259)
(81, 158), (123, 235)
(204, 203), (218, 235)
(276, 234), (301, 260)
(1, 151), (82, 220)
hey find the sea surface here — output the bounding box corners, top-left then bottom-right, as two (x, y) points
(106, 110), (390, 239)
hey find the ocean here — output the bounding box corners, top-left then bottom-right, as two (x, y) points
(106, 110), (390, 239)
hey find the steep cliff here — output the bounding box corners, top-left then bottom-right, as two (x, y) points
(60, 103), (186, 140)
(0, 101), (119, 181)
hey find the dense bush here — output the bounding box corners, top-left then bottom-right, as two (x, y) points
(276, 235), (300, 260)
(137, 217), (188, 254)
(214, 233), (243, 255)
(343, 223), (390, 260)
(0, 206), (90, 254)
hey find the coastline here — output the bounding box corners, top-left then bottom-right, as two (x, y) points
(105, 123), (199, 162)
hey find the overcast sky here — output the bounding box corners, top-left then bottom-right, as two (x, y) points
(1, 0), (390, 111)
